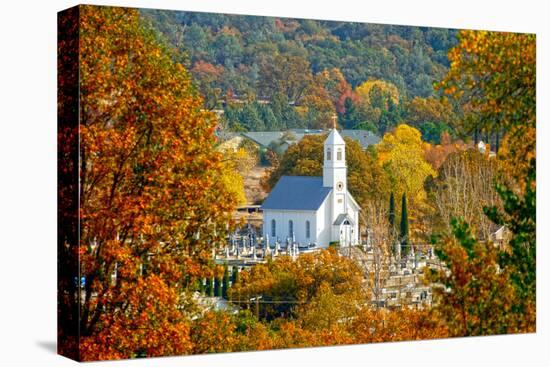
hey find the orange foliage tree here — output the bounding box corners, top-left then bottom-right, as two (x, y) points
(221, 249), (449, 351)
(438, 30), (535, 180)
(351, 308), (448, 343)
(190, 311), (239, 354)
(230, 248), (364, 320)
(422, 131), (467, 170)
(426, 218), (535, 336)
(59, 5), (240, 360)
(430, 29), (536, 338)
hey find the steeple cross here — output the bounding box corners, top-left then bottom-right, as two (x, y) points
(332, 114), (337, 129)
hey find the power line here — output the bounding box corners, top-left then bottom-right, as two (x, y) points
(227, 299), (306, 304)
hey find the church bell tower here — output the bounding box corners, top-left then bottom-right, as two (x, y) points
(323, 116), (347, 189)
(323, 116), (347, 217)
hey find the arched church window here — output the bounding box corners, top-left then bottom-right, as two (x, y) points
(271, 219), (276, 238)
(337, 148), (342, 161)
(288, 220), (294, 237)
(327, 148), (331, 160)
(306, 220), (310, 238)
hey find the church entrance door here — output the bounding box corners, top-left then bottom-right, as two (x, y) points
(340, 220), (352, 247)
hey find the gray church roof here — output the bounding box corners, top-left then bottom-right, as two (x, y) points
(333, 213), (355, 226)
(261, 176), (331, 211)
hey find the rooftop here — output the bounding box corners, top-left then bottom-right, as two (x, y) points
(230, 129), (380, 152)
(333, 213), (355, 226)
(261, 176), (331, 211)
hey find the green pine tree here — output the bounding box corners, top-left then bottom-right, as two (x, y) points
(222, 265), (230, 299)
(400, 193), (409, 256)
(198, 278), (205, 294)
(240, 103), (265, 131)
(259, 104), (281, 130)
(207, 277), (214, 297)
(341, 97), (358, 129)
(214, 277), (222, 297)
(484, 158), (536, 309)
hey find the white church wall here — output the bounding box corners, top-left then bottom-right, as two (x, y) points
(315, 197), (332, 248)
(346, 200), (360, 245)
(263, 209), (317, 246)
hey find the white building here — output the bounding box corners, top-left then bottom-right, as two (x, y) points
(261, 128), (361, 248)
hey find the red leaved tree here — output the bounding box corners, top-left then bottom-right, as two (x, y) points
(59, 5), (240, 360)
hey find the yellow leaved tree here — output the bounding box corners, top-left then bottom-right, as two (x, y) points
(377, 124), (435, 203)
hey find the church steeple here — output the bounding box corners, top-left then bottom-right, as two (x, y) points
(323, 116), (346, 190)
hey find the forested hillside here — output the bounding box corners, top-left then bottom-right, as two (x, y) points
(142, 10), (459, 140)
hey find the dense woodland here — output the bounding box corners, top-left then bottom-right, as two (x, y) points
(58, 6), (535, 361)
(142, 9), (461, 142)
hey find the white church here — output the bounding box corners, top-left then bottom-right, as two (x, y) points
(261, 128), (361, 248)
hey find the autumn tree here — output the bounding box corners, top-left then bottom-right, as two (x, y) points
(355, 79), (402, 134)
(60, 5), (241, 360)
(360, 201), (394, 304)
(231, 266), (239, 286)
(190, 311), (238, 354)
(356, 79), (400, 108)
(316, 68), (354, 113)
(376, 124), (436, 244)
(351, 307), (448, 343)
(190, 60), (224, 110)
(427, 149), (502, 240)
(438, 30), (535, 176)
(258, 54), (313, 105)
(219, 153), (248, 206)
(422, 131), (468, 170)
(295, 282), (360, 332)
(229, 248), (364, 320)
(376, 124), (435, 205)
(299, 72), (336, 129)
(484, 157), (536, 321)
(217, 141), (258, 206)
(404, 96), (458, 144)
(426, 218), (534, 336)
(434, 33), (535, 334)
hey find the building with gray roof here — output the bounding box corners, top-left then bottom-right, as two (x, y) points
(238, 129), (380, 153)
